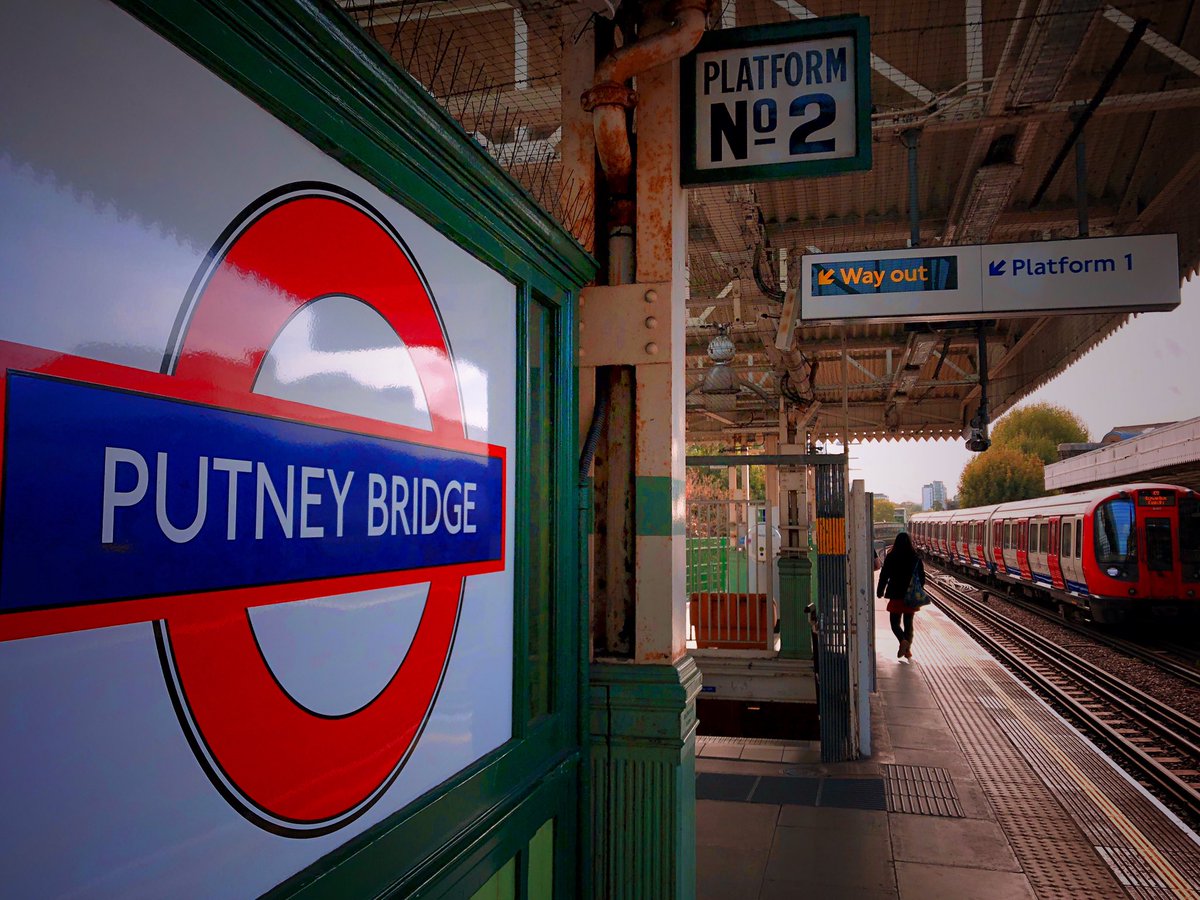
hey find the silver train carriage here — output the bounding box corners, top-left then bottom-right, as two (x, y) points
(909, 483), (1200, 623)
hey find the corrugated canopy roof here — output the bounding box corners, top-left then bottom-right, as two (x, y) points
(341, 0), (1200, 446)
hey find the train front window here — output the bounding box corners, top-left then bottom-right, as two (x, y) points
(1179, 495), (1200, 573)
(1145, 518), (1172, 572)
(1094, 497), (1137, 567)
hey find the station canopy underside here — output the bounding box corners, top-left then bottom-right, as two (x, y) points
(343, 0), (1200, 445)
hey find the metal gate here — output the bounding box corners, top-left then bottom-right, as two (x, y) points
(814, 458), (851, 762)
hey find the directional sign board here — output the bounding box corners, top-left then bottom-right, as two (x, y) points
(681, 17), (871, 186)
(801, 234), (1180, 324)
(982, 235), (1180, 314)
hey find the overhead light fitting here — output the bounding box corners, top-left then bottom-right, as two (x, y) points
(689, 326), (768, 413)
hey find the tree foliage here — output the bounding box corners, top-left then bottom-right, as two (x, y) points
(958, 446), (1046, 507)
(872, 496), (897, 523)
(685, 465), (724, 501)
(989, 402), (1089, 464)
(684, 443), (766, 502)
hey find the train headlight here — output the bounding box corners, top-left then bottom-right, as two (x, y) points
(1128, 588), (1136, 596)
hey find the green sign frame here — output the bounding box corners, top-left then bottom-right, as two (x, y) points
(680, 16), (872, 187)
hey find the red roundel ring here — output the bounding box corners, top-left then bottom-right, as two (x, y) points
(157, 184), (473, 837)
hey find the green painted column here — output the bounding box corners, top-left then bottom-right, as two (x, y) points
(778, 555), (813, 659)
(589, 656), (701, 900)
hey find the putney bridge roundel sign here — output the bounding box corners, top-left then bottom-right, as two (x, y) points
(0, 185), (506, 836)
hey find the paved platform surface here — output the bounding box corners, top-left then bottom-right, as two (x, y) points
(694, 590), (1200, 899)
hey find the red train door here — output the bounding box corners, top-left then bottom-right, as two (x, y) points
(1136, 488), (1180, 600)
(992, 519), (1004, 574)
(1141, 518), (1177, 600)
(1048, 517), (1065, 590)
(1017, 519), (1031, 579)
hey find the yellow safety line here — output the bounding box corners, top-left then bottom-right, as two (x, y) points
(961, 640), (1200, 898)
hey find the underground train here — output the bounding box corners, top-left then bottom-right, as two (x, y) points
(909, 483), (1200, 623)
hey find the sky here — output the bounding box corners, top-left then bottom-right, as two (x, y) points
(848, 275), (1200, 506)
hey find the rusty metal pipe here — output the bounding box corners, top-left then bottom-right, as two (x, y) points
(590, 5), (706, 194)
(594, 104), (634, 198)
(584, 1), (706, 267)
(596, 4), (707, 88)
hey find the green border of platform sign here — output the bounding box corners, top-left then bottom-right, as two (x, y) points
(680, 15), (872, 187)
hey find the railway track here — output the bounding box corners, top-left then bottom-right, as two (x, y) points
(927, 579), (1200, 823)
(926, 562), (1200, 687)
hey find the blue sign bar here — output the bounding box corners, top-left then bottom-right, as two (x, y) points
(811, 255), (958, 296)
(1, 373), (504, 612)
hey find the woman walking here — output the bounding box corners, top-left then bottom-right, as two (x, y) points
(876, 532), (925, 660)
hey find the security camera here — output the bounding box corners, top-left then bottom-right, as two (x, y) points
(965, 406), (990, 453)
(965, 426), (990, 453)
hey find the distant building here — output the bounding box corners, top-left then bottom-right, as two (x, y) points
(1047, 418), (1199, 493)
(922, 481), (946, 510)
(1056, 422), (1176, 462)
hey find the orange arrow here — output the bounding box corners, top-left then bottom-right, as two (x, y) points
(817, 269), (835, 286)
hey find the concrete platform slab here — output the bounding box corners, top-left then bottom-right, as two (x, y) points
(696, 800), (779, 850)
(886, 723), (964, 752)
(776, 804), (890, 834)
(760, 878), (898, 899)
(740, 745), (785, 762)
(780, 746), (814, 764)
(895, 861), (1037, 900)
(889, 747), (976, 778)
(878, 705), (947, 730)
(877, 687), (939, 709)
(763, 824), (895, 890)
(698, 871), (767, 900)
(890, 813), (1022, 872)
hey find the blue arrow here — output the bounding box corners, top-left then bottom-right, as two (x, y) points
(988, 260), (1006, 276)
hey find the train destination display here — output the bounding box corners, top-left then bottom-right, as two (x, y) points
(682, 17), (871, 185)
(801, 233), (1181, 323)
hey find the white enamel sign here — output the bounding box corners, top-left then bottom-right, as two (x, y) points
(0, 2), (515, 895)
(682, 18), (871, 186)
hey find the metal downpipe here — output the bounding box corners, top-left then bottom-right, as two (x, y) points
(582, 1), (707, 284)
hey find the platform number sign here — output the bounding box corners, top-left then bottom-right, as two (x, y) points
(682, 17), (871, 187)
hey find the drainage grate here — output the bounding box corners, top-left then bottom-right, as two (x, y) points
(696, 772), (756, 802)
(695, 772), (885, 811)
(820, 777), (887, 811)
(883, 764), (965, 817)
(752, 775), (821, 806)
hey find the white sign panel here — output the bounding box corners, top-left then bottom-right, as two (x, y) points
(682, 18), (871, 186)
(982, 234), (1180, 314)
(0, 2), (514, 896)
(801, 234), (1180, 324)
